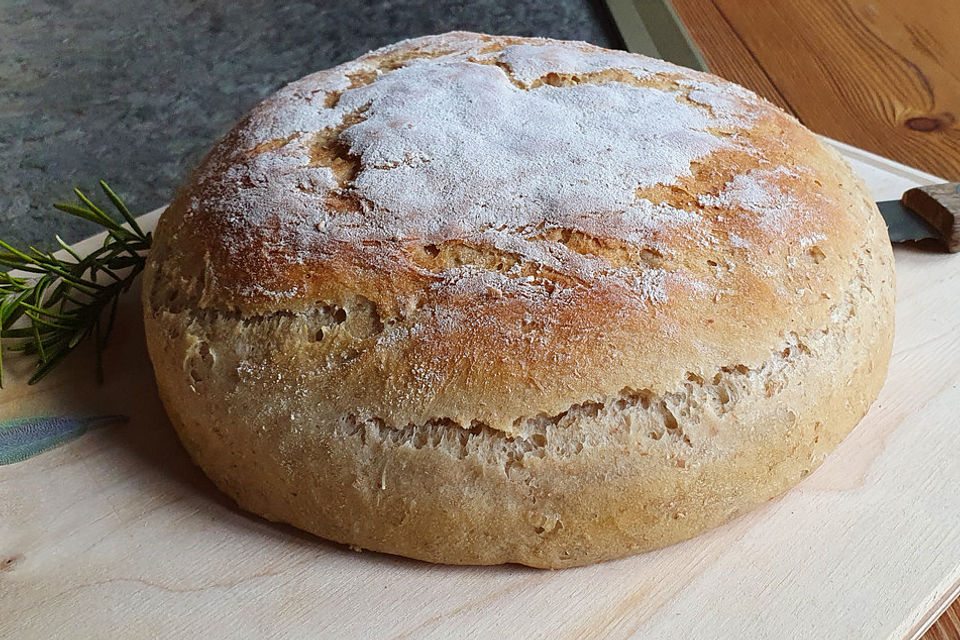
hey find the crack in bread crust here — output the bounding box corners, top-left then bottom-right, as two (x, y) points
(147, 236), (876, 459)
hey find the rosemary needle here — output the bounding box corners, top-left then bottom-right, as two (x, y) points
(0, 181), (151, 386)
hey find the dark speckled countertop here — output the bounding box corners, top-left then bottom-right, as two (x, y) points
(0, 0), (617, 248)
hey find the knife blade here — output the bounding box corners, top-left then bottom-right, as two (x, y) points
(877, 199), (939, 244)
(602, 0), (960, 253)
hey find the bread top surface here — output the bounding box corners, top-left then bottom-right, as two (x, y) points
(148, 31), (889, 434)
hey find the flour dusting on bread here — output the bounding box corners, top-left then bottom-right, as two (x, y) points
(174, 32), (822, 308)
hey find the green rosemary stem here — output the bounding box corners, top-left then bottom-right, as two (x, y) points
(0, 181), (151, 386)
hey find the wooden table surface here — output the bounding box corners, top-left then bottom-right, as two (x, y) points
(669, 1), (960, 637)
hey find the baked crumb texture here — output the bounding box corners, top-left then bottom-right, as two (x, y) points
(143, 32), (895, 567)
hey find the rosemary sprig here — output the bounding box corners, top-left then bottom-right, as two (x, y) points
(0, 182), (151, 386)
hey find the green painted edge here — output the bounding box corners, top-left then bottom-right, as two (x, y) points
(603, 0), (709, 72)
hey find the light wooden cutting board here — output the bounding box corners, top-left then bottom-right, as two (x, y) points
(1, 140), (958, 640)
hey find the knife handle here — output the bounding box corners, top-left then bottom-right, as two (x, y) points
(901, 183), (960, 253)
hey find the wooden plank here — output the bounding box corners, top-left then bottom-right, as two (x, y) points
(1, 145), (959, 639)
(924, 602), (960, 640)
(671, 0), (960, 181)
(670, 0), (794, 113)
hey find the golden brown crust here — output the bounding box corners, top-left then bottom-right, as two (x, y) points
(143, 32), (895, 567)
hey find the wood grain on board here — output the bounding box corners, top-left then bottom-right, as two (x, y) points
(669, 1), (960, 637)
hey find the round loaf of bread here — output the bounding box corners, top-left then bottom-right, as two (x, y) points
(143, 32), (895, 568)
